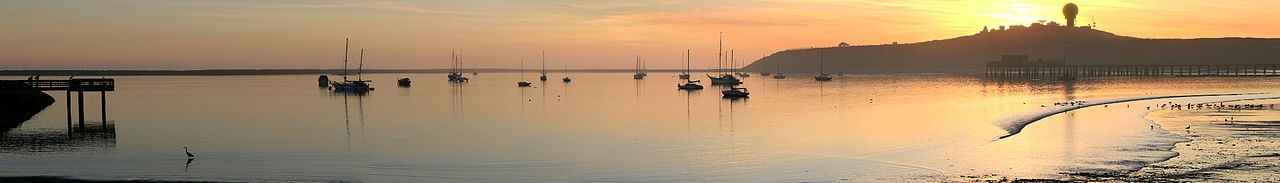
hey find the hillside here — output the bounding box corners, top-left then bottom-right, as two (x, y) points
(744, 26), (1280, 74)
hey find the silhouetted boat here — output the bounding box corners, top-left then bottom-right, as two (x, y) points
(448, 50), (469, 82)
(540, 51), (548, 81)
(815, 51), (832, 81)
(397, 78), (411, 87)
(678, 49), (692, 79)
(562, 57), (572, 83)
(721, 87), (749, 97)
(709, 74), (741, 84)
(709, 33), (739, 85)
(815, 74), (832, 81)
(677, 80), (703, 90)
(517, 59), (531, 87)
(771, 62), (785, 79)
(633, 55), (647, 79)
(317, 75), (330, 86)
(330, 38), (371, 92)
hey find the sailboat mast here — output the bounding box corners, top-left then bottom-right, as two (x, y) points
(541, 51), (546, 74)
(342, 37), (349, 81)
(357, 49), (365, 81)
(718, 32), (722, 74)
(819, 51), (824, 74)
(687, 50), (691, 74)
(457, 50), (463, 74)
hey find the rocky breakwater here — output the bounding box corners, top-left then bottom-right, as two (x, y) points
(0, 81), (55, 133)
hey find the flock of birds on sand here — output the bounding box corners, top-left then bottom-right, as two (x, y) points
(1038, 99), (1278, 131)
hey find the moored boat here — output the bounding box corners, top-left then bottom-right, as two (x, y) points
(721, 87), (749, 98)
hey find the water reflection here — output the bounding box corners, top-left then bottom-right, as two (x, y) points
(451, 82), (465, 123)
(0, 122), (116, 153)
(340, 92), (366, 152)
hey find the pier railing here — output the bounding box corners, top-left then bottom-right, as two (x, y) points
(985, 64), (1280, 79)
(0, 79), (115, 91)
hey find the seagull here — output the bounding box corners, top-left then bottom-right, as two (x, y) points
(184, 147), (195, 159)
(1185, 125), (1191, 130)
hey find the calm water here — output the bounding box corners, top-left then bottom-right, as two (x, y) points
(2, 73), (1278, 182)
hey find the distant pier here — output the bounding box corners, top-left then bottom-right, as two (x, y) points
(984, 55), (1280, 79)
(0, 78), (115, 131)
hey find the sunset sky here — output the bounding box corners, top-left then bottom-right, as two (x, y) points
(3, 0), (1278, 70)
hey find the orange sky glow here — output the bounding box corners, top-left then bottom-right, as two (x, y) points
(2, 0), (1278, 69)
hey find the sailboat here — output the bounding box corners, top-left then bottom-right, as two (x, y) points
(447, 50), (469, 82)
(815, 51), (832, 81)
(561, 55), (572, 83)
(517, 59), (532, 87)
(733, 50), (749, 77)
(332, 38), (372, 93)
(633, 55), (647, 79)
(539, 51), (548, 81)
(771, 62), (786, 79)
(677, 49), (703, 90)
(472, 57), (479, 75)
(759, 54), (771, 76)
(678, 50), (691, 79)
(708, 33), (741, 85)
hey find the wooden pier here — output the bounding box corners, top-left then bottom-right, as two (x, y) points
(987, 64), (1280, 79)
(984, 55), (1280, 79)
(0, 78), (115, 131)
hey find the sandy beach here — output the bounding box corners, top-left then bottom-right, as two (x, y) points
(1128, 100), (1280, 182)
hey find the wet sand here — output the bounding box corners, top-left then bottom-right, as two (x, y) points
(1127, 101), (1280, 182)
(949, 97), (1280, 182)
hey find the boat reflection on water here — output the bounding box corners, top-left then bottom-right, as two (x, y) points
(336, 92), (366, 152)
(0, 121), (116, 153)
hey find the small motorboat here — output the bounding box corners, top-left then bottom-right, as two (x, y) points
(540, 74), (548, 81)
(721, 87), (749, 98)
(735, 72), (750, 77)
(518, 81), (532, 87)
(678, 73), (691, 79)
(677, 80), (703, 90)
(397, 78), (412, 87)
(562, 77), (572, 83)
(771, 73), (786, 79)
(318, 75), (330, 86)
(815, 74), (832, 81)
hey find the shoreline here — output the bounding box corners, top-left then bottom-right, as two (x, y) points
(955, 93), (1280, 182)
(1127, 100), (1280, 182)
